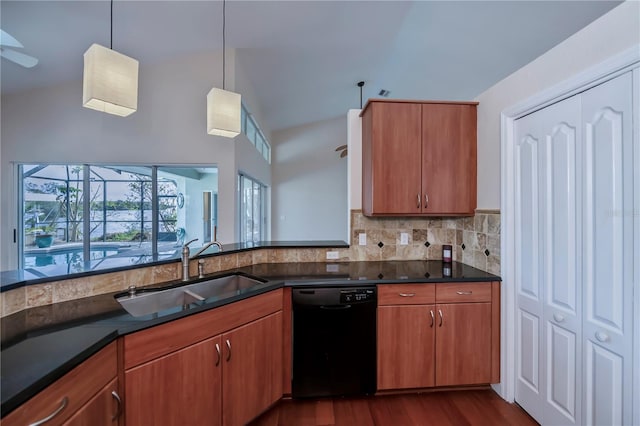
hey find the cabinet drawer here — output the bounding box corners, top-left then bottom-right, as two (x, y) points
(3, 342), (117, 426)
(435, 283), (491, 303)
(378, 284), (435, 305)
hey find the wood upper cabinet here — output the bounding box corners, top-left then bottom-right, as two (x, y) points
(422, 103), (477, 215)
(2, 342), (120, 426)
(377, 282), (499, 391)
(222, 312), (283, 426)
(124, 337), (222, 426)
(361, 100), (477, 216)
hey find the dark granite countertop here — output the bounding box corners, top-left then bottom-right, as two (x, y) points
(0, 260), (499, 417)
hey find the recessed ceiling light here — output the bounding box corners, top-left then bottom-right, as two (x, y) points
(378, 89), (390, 97)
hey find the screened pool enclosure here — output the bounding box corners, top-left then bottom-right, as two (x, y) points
(20, 165), (218, 269)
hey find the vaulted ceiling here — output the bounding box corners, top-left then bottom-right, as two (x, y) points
(1, 1), (621, 133)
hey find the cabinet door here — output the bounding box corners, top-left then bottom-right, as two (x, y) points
(435, 302), (491, 386)
(125, 336), (222, 426)
(422, 103), (477, 215)
(222, 312), (283, 426)
(63, 379), (120, 426)
(363, 102), (422, 215)
(377, 305), (435, 390)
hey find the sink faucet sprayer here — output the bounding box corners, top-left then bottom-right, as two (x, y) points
(182, 239), (224, 282)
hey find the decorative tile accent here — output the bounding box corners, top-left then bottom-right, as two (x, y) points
(461, 243), (466, 250)
(484, 249), (490, 256)
(424, 241), (431, 247)
(377, 241), (384, 248)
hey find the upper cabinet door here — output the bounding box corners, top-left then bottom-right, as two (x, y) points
(422, 103), (477, 215)
(361, 100), (477, 216)
(362, 102), (422, 215)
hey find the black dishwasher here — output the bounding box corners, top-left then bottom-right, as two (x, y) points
(292, 286), (376, 398)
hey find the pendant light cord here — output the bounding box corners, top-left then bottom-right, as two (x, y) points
(110, 0), (113, 49)
(222, 0), (226, 90)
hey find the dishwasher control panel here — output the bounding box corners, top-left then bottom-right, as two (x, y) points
(340, 288), (376, 304)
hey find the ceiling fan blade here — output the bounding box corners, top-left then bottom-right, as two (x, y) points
(1, 48), (38, 68)
(0, 29), (24, 48)
(335, 144), (347, 152)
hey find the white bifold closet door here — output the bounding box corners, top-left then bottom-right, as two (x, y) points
(514, 71), (634, 425)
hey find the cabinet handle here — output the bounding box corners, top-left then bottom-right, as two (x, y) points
(398, 293), (415, 297)
(29, 397), (68, 426)
(424, 193), (429, 208)
(111, 391), (122, 421)
(438, 309), (443, 327)
(456, 290), (473, 295)
(417, 193), (421, 209)
(429, 310), (435, 328)
(595, 331), (610, 343)
(553, 313), (565, 323)
(226, 339), (232, 362)
(215, 343), (221, 366)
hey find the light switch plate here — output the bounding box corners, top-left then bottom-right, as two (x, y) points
(359, 233), (367, 246)
(400, 232), (409, 245)
(326, 251), (339, 260)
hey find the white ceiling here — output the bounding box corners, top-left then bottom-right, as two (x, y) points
(0, 0), (621, 133)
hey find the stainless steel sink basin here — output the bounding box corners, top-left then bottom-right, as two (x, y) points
(116, 274), (266, 317)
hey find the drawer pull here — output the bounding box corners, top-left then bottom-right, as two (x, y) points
(456, 291), (473, 295)
(215, 343), (221, 366)
(29, 396), (68, 426)
(553, 313), (565, 323)
(595, 331), (610, 343)
(226, 339), (232, 362)
(111, 391), (122, 421)
(399, 293), (416, 297)
(417, 194), (421, 209)
(438, 309), (443, 327)
(429, 310), (435, 328)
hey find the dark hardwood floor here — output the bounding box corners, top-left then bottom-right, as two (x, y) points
(250, 389), (539, 426)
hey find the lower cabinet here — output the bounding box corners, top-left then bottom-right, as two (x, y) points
(2, 342), (120, 426)
(222, 312), (283, 426)
(123, 290), (284, 426)
(125, 337), (221, 426)
(377, 282), (499, 391)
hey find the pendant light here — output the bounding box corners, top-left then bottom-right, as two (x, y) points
(207, 0), (241, 138)
(82, 0), (139, 117)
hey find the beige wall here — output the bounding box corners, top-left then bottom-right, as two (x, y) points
(475, 0), (640, 209)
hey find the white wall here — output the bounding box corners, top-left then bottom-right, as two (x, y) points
(0, 49), (272, 269)
(475, 0), (640, 209)
(271, 116), (348, 241)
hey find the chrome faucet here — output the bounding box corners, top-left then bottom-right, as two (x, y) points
(191, 240), (223, 258)
(181, 238), (198, 282)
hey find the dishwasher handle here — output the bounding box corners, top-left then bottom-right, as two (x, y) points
(319, 304), (352, 310)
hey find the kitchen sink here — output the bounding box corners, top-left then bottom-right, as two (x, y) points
(115, 274), (267, 317)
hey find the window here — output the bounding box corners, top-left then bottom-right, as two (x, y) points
(241, 104), (271, 163)
(238, 174), (266, 243)
(20, 164), (217, 270)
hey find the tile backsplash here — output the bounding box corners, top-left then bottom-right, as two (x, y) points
(348, 209), (500, 275)
(1, 210), (500, 317)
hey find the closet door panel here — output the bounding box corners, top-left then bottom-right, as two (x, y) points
(514, 112), (545, 424)
(582, 71), (633, 426)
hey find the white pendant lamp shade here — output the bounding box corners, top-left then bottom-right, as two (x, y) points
(207, 87), (241, 137)
(83, 43), (139, 117)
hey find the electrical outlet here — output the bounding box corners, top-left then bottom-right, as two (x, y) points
(400, 232), (409, 245)
(326, 251), (339, 260)
(359, 233), (367, 246)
